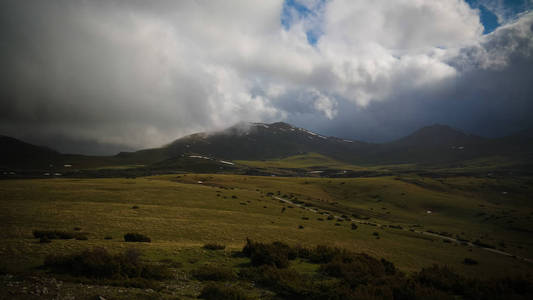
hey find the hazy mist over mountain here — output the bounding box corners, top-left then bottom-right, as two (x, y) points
(1, 0), (532, 154)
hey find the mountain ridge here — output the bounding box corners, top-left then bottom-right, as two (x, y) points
(2, 122), (532, 170)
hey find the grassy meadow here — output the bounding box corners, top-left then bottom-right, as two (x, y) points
(1, 170), (532, 298)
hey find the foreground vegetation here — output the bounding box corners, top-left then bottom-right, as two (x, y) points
(1, 172), (532, 298)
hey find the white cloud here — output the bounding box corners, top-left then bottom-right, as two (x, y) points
(1, 0), (532, 153)
(312, 90), (338, 119)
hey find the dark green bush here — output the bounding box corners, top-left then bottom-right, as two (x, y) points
(351, 223), (358, 230)
(240, 266), (312, 299)
(203, 243), (226, 250)
(43, 247), (172, 280)
(33, 230), (75, 240)
(192, 265), (237, 281)
(463, 258), (478, 265)
(39, 236), (51, 243)
(242, 239), (290, 268)
(124, 232), (151, 243)
(199, 283), (252, 300)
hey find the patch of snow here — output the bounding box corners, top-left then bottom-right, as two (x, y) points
(299, 128), (326, 139)
(343, 139), (353, 143)
(253, 123), (269, 128)
(54, 173), (62, 176)
(189, 155), (210, 160)
(308, 171), (324, 174)
(64, 164), (72, 167)
(197, 181), (203, 184)
(426, 210), (432, 214)
(219, 160), (234, 165)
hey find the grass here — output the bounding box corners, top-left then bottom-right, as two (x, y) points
(0, 173), (532, 282)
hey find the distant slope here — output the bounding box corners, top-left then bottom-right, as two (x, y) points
(0, 135), (60, 169)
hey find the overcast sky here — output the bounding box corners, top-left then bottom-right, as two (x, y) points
(1, 0), (532, 154)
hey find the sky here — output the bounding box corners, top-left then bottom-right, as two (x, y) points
(1, 0), (532, 155)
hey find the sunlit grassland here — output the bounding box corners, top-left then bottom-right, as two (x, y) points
(0, 174), (532, 280)
(236, 152), (415, 171)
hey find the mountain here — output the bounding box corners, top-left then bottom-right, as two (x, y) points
(0, 135), (60, 169)
(116, 122), (372, 164)
(2, 123), (533, 171)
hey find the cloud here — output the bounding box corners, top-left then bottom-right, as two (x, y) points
(0, 0), (532, 154)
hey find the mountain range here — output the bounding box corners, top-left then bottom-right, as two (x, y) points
(2, 122), (532, 172)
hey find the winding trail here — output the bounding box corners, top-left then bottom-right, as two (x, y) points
(273, 196), (533, 264)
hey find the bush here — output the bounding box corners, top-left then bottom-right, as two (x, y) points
(309, 245), (343, 264)
(463, 258), (478, 265)
(351, 223), (358, 230)
(240, 265), (311, 299)
(192, 265), (237, 281)
(33, 229), (88, 240)
(242, 239), (290, 268)
(33, 230), (74, 240)
(199, 283), (251, 300)
(39, 236), (51, 243)
(43, 247), (172, 280)
(319, 253), (392, 287)
(203, 243), (226, 250)
(124, 233), (151, 243)
(76, 234), (88, 240)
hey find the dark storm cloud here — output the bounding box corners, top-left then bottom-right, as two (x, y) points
(0, 0), (532, 154)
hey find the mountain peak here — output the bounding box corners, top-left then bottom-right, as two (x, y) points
(393, 124), (482, 147)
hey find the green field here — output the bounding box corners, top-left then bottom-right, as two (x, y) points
(1, 171), (532, 298)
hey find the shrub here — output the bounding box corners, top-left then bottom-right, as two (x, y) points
(240, 265), (311, 299)
(463, 258), (478, 265)
(203, 243), (226, 250)
(43, 248), (172, 280)
(199, 283), (251, 300)
(414, 265), (465, 294)
(132, 205), (140, 209)
(319, 253), (392, 287)
(33, 230), (75, 240)
(39, 236), (51, 243)
(298, 225), (304, 229)
(124, 233), (151, 243)
(327, 215), (334, 220)
(309, 245), (343, 264)
(76, 234), (88, 240)
(351, 223), (358, 230)
(104, 236), (113, 240)
(192, 265), (237, 281)
(242, 239), (290, 268)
